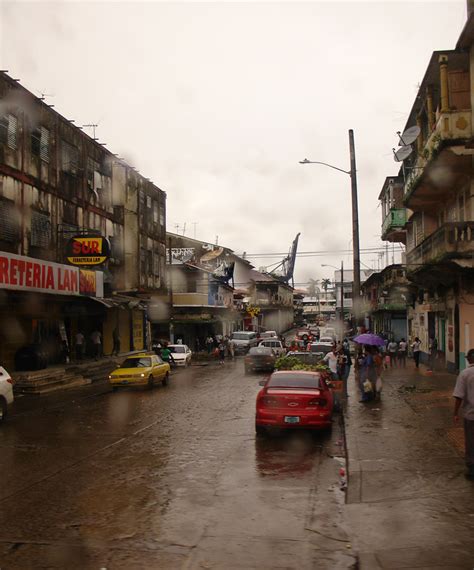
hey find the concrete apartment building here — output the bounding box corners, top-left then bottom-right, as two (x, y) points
(0, 71), (167, 369)
(376, 10), (474, 371)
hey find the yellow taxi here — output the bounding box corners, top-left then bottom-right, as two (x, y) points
(109, 352), (170, 390)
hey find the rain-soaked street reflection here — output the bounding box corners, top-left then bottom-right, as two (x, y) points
(0, 360), (354, 569)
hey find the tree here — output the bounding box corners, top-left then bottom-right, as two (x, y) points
(321, 278), (331, 292)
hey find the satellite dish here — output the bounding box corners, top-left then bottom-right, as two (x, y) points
(397, 126), (420, 146)
(393, 145), (413, 162)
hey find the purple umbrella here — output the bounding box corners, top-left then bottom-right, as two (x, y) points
(353, 333), (386, 346)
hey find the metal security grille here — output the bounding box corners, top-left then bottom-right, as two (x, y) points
(31, 210), (51, 248)
(61, 141), (79, 174)
(0, 199), (20, 242)
(0, 114), (18, 149)
(31, 126), (50, 162)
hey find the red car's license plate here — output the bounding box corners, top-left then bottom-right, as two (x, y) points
(284, 416), (300, 424)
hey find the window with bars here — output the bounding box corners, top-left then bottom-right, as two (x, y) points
(61, 141), (79, 174)
(0, 114), (18, 149)
(0, 199), (20, 242)
(31, 126), (50, 162)
(140, 248), (147, 277)
(30, 210), (51, 248)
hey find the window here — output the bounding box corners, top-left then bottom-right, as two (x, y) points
(61, 141), (79, 174)
(31, 126), (50, 162)
(153, 201), (159, 224)
(0, 114), (18, 149)
(153, 252), (160, 276)
(0, 198), (20, 242)
(30, 210), (51, 248)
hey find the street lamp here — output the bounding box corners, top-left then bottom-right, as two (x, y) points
(322, 262), (344, 340)
(300, 130), (361, 323)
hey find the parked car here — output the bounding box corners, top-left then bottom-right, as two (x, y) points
(168, 344), (192, 367)
(296, 330), (312, 342)
(245, 347), (276, 374)
(0, 366), (14, 423)
(308, 342), (334, 356)
(321, 327), (337, 341)
(255, 370), (334, 434)
(318, 336), (335, 346)
(109, 353), (170, 390)
(258, 339), (285, 356)
(260, 330), (278, 340)
(231, 331), (259, 354)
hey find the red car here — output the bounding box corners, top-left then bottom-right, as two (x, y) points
(255, 370), (334, 435)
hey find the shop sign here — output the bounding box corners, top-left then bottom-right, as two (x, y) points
(132, 311), (144, 351)
(0, 251), (80, 295)
(79, 269), (104, 298)
(66, 235), (110, 266)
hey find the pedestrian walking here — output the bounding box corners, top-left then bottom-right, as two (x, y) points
(429, 336), (438, 371)
(112, 326), (121, 356)
(229, 339), (236, 360)
(160, 343), (175, 366)
(398, 338), (407, 368)
(323, 347), (339, 381)
(359, 347), (377, 403)
(206, 335), (214, 354)
(453, 348), (474, 480)
(387, 339), (398, 368)
(91, 330), (102, 360)
(411, 337), (422, 368)
(75, 330), (85, 361)
(218, 340), (226, 364)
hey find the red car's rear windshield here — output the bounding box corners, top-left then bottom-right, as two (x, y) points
(268, 373), (323, 389)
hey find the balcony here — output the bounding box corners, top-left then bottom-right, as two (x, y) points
(404, 110), (472, 209)
(381, 208), (407, 242)
(406, 222), (474, 270)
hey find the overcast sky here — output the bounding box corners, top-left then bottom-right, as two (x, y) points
(0, 0), (467, 286)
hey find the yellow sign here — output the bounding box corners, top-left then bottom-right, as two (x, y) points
(132, 311), (144, 351)
(66, 236), (110, 266)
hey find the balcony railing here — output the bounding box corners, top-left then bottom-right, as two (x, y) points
(382, 208), (407, 235)
(404, 110), (471, 198)
(406, 222), (474, 268)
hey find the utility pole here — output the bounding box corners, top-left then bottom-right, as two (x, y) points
(349, 130), (361, 322)
(168, 236), (174, 343)
(340, 260), (344, 341)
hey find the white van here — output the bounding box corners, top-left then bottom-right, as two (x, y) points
(231, 331), (259, 354)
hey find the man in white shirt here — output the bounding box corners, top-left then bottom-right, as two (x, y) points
(453, 348), (474, 480)
(323, 348), (339, 380)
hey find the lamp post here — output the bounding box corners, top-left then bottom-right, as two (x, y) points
(322, 262), (344, 341)
(300, 130), (361, 324)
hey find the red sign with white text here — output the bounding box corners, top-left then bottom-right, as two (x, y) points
(0, 252), (80, 296)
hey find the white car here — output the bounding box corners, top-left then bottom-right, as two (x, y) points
(168, 345), (192, 367)
(260, 330), (278, 340)
(0, 366), (14, 422)
(319, 336), (335, 346)
(258, 339), (286, 357)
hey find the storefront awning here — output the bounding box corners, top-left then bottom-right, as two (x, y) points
(89, 294), (146, 310)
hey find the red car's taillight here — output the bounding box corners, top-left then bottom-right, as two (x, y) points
(308, 398), (328, 407)
(259, 395), (279, 408)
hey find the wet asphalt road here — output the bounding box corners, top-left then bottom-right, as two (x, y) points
(0, 359), (355, 569)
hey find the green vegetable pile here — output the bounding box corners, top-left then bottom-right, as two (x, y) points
(274, 355), (331, 377)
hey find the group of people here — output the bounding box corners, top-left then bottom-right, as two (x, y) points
(204, 335), (236, 364)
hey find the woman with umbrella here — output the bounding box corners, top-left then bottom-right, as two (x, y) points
(353, 334), (385, 403)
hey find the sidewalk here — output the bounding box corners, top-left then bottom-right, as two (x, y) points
(344, 362), (474, 569)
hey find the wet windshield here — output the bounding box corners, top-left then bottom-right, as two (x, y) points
(169, 346), (185, 353)
(268, 373), (321, 389)
(120, 358), (151, 368)
(232, 333), (252, 340)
